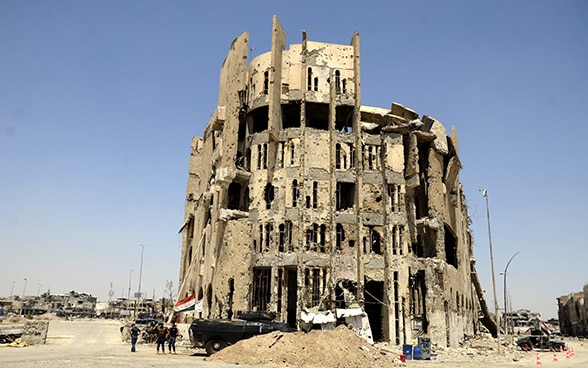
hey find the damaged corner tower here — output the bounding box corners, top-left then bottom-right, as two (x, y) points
(178, 16), (494, 347)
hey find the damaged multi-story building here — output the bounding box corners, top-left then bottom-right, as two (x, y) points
(177, 16), (494, 347)
(557, 285), (588, 337)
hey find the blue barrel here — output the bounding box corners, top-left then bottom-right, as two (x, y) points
(402, 344), (413, 360)
(413, 346), (422, 360)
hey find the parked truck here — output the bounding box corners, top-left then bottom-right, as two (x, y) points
(189, 312), (292, 355)
(516, 319), (566, 352)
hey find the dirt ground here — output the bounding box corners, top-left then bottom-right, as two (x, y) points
(0, 318), (586, 368)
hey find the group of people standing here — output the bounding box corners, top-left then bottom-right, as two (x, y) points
(129, 321), (179, 354)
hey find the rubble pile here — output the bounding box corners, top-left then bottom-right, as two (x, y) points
(211, 328), (540, 367)
(209, 325), (400, 368)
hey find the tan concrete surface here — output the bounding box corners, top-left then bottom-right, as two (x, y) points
(1, 319), (586, 368)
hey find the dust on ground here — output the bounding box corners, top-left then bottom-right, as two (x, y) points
(209, 325), (587, 368)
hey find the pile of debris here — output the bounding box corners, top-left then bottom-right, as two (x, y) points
(209, 325), (400, 368)
(0, 317), (49, 346)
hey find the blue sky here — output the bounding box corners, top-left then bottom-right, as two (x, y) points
(1, 1), (586, 319)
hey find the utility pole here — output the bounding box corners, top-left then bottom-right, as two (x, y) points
(22, 278), (27, 298)
(502, 251), (520, 335)
(128, 269), (133, 300)
(136, 243), (149, 316)
(480, 188), (501, 352)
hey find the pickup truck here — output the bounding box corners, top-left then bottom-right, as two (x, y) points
(189, 312), (292, 355)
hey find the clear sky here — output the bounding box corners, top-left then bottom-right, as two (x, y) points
(1, 1), (586, 320)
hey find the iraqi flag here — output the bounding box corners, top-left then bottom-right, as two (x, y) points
(174, 294), (198, 312)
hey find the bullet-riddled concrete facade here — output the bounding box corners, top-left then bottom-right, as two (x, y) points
(178, 16), (491, 347)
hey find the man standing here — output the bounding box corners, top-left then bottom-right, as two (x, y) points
(130, 324), (140, 352)
(168, 322), (179, 354)
(155, 322), (168, 354)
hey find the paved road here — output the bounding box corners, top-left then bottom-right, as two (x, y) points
(0, 319), (258, 368)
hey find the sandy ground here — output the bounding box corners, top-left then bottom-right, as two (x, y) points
(0, 319), (586, 368)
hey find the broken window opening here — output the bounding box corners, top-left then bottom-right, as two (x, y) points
(306, 102), (329, 130)
(290, 142), (295, 165)
(414, 227), (437, 258)
(307, 67), (313, 91)
(349, 143), (355, 168)
(305, 223), (318, 251)
(456, 291), (460, 313)
(335, 224), (345, 251)
(277, 269), (283, 315)
(335, 143), (342, 169)
(336, 182), (355, 210)
(312, 269), (320, 307)
(415, 143), (430, 219)
(313, 77), (318, 92)
(335, 279), (357, 309)
(388, 184), (401, 213)
(371, 228), (381, 255)
(342, 79), (347, 94)
(335, 106), (354, 132)
(312, 181), (318, 209)
(409, 270), (429, 334)
(263, 71), (269, 95)
(364, 144), (380, 170)
(258, 225), (263, 253)
(257, 145), (262, 170)
(305, 268), (326, 308)
(264, 223), (273, 252)
(444, 224), (458, 269)
(286, 269), (298, 327)
(238, 114), (247, 141)
(305, 195), (311, 209)
(286, 221), (293, 252)
(264, 183), (275, 210)
(363, 227), (381, 255)
(319, 224), (326, 253)
(263, 144), (268, 169)
(393, 272), (400, 345)
(335, 70), (341, 94)
(282, 102), (301, 128)
(248, 105), (269, 134)
(227, 182), (242, 210)
(251, 268), (271, 312)
(392, 225), (404, 256)
(202, 234), (206, 257)
(292, 180), (299, 207)
(278, 224), (285, 252)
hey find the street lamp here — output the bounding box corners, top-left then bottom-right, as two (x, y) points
(22, 278), (27, 298)
(128, 269), (133, 300)
(136, 243), (149, 315)
(480, 188), (501, 351)
(502, 251), (520, 335)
